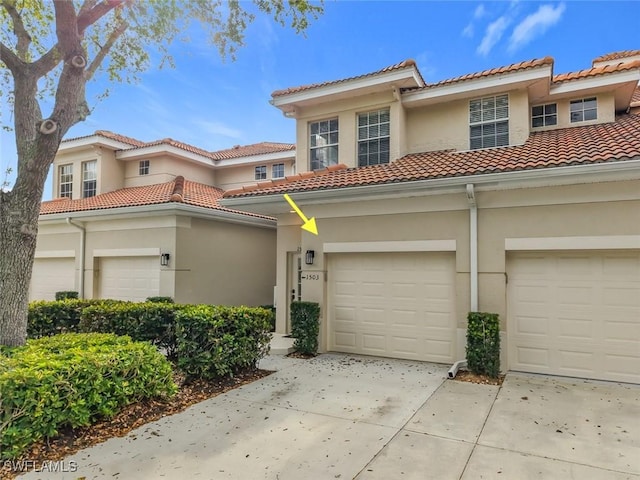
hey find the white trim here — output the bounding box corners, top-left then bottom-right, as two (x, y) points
(34, 250), (76, 259)
(116, 144), (215, 167)
(323, 240), (456, 253)
(215, 151), (295, 169)
(505, 235), (640, 251)
(550, 69), (640, 96)
(59, 136), (136, 153)
(93, 248), (160, 257)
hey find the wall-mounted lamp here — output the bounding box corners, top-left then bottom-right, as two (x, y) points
(305, 250), (315, 265)
(160, 253), (170, 266)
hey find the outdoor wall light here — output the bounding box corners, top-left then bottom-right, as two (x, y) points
(160, 253), (170, 266)
(305, 250), (315, 265)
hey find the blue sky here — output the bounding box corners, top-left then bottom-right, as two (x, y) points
(1, 1), (638, 198)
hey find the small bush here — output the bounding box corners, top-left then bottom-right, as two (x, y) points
(466, 312), (501, 378)
(79, 302), (179, 357)
(290, 301), (320, 355)
(0, 333), (176, 460)
(55, 291), (78, 301)
(28, 299), (113, 338)
(175, 305), (272, 380)
(259, 305), (276, 332)
(146, 296), (174, 303)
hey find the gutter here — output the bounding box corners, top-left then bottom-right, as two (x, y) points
(66, 218), (86, 299)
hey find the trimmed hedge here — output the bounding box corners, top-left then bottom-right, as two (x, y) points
(290, 301), (320, 355)
(466, 312), (501, 378)
(79, 302), (178, 357)
(28, 299), (113, 338)
(175, 305), (272, 380)
(0, 333), (177, 460)
(55, 291), (78, 300)
(146, 296), (175, 303)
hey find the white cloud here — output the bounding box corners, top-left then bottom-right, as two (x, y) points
(474, 4), (486, 19)
(508, 3), (566, 52)
(194, 120), (243, 140)
(477, 16), (511, 56)
(462, 22), (474, 38)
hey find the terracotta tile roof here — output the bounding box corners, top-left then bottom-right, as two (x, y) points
(62, 130), (146, 147)
(271, 59), (423, 98)
(139, 137), (216, 159)
(224, 112), (640, 199)
(40, 177), (273, 220)
(424, 57), (554, 88)
(593, 50), (640, 64)
(211, 142), (295, 160)
(553, 60), (640, 84)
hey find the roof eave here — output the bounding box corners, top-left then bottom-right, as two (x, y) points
(58, 135), (136, 153)
(38, 202), (276, 229)
(402, 65), (553, 107)
(214, 149), (296, 168)
(270, 67), (424, 115)
(116, 144), (215, 167)
(219, 158), (640, 215)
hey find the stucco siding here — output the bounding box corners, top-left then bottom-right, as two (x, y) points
(124, 156), (216, 187)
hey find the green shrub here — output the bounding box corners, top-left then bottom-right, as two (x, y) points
(466, 312), (501, 378)
(290, 301), (320, 355)
(28, 299), (113, 338)
(146, 296), (174, 303)
(0, 333), (176, 460)
(54, 291), (78, 301)
(259, 305), (276, 332)
(79, 302), (179, 357)
(175, 305), (272, 380)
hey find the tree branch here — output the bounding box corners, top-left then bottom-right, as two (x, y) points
(1, 0), (32, 60)
(77, 0), (126, 36)
(31, 44), (62, 78)
(0, 41), (23, 73)
(53, 0), (80, 54)
(85, 19), (129, 81)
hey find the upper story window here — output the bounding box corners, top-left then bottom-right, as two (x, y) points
(570, 97), (597, 123)
(358, 108), (390, 167)
(531, 103), (557, 128)
(469, 94), (509, 150)
(82, 160), (97, 198)
(139, 160), (150, 175)
(59, 164), (73, 198)
(272, 163), (285, 179)
(255, 165), (267, 180)
(310, 118), (338, 170)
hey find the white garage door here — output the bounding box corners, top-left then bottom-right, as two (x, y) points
(328, 252), (456, 363)
(508, 251), (640, 383)
(99, 256), (160, 302)
(30, 257), (76, 301)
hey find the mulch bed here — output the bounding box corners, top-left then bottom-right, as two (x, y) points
(453, 369), (505, 385)
(0, 368), (272, 479)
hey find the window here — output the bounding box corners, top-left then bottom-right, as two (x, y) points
(255, 165), (267, 180)
(82, 161), (97, 198)
(570, 97), (597, 123)
(309, 118), (338, 170)
(469, 94), (509, 149)
(272, 163), (285, 179)
(358, 108), (390, 166)
(59, 164), (73, 198)
(139, 160), (150, 175)
(531, 103), (557, 128)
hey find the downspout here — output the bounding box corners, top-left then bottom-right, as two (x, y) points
(448, 184), (478, 379)
(66, 218), (86, 299)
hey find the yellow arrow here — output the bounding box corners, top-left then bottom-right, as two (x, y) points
(284, 193), (318, 235)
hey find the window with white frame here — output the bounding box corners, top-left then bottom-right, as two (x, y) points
(82, 160), (97, 198)
(255, 165), (267, 180)
(139, 160), (150, 175)
(531, 103), (557, 128)
(358, 108), (390, 166)
(469, 94), (509, 149)
(309, 118), (338, 170)
(59, 164), (73, 198)
(272, 163), (285, 179)
(570, 97), (597, 123)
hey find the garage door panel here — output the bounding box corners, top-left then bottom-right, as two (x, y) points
(100, 256), (159, 302)
(508, 251), (640, 383)
(329, 252), (456, 363)
(30, 258), (76, 301)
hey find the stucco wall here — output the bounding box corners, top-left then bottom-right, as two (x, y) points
(123, 156), (216, 187)
(216, 159), (295, 190)
(530, 92), (616, 132)
(174, 217), (276, 306)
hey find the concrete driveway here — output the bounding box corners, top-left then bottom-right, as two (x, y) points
(19, 354), (640, 479)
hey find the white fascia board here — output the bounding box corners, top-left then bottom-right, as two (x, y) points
(271, 68), (423, 110)
(38, 203), (276, 229)
(220, 158), (640, 211)
(402, 66), (552, 106)
(116, 144), (215, 167)
(58, 136), (135, 153)
(215, 150), (295, 168)
(550, 70), (640, 96)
